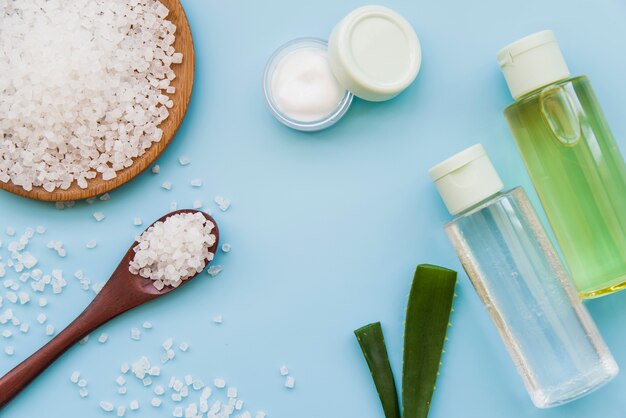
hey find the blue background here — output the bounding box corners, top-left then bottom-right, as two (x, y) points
(2, 0), (626, 417)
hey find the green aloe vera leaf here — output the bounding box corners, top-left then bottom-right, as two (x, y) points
(402, 264), (457, 418)
(354, 322), (401, 418)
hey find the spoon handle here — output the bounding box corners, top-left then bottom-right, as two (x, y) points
(0, 287), (129, 408)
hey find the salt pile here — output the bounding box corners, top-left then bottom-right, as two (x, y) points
(129, 213), (216, 289)
(0, 0), (182, 192)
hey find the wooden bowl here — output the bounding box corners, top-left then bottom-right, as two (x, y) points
(0, 0), (194, 202)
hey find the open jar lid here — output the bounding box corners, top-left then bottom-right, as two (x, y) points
(328, 6), (422, 102)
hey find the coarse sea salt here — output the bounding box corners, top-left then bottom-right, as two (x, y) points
(0, 1), (182, 192)
(129, 213), (216, 289)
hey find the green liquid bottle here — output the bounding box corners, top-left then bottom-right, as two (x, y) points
(499, 30), (626, 298)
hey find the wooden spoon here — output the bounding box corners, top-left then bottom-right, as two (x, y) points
(0, 0), (195, 202)
(0, 209), (219, 408)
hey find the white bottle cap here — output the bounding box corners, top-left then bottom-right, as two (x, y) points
(497, 30), (570, 99)
(328, 6), (421, 102)
(429, 144), (504, 215)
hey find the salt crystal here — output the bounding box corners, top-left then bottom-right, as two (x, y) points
(163, 338), (173, 350)
(99, 333), (109, 343)
(79, 387), (89, 398)
(100, 193), (111, 201)
(70, 371), (80, 383)
(143, 321), (153, 329)
(38, 297), (47, 307)
(36, 226), (46, 234)
(86, 240), (97, 249)
(227, 387), (238, 398)
(212, 315), (223, 324)
(173, 406), (183, 417)
(93, 212), (105, 222)
(133, 218), (143, 226)
(116, 376), (126, 386)
(2, 330), (12, 338)
(178, 342), (189, 352)
(117, 405), (126, 417)
(213, 378), (226, 389)
(190, 179), (202, 187)
(130, 327), (141, 340)
(285, 376), (296, 389)
(129, 400), (139, 410)
(45, 324), (55, 336)
(151, 397), (162, 407)
(178, 156), (190, 166)
(152, 165), (161, 174)
(214, 196), (231, 211)
(161, 181), (172, 190)
(154, 385), (165, 395)
(121, 363), (130, 374)
(192, 200), (202, 209)
(36, 313), (47, 324)
(280, 365), (289, 376)
(4, 346), (14, 356)
(78, 379), (87, 388)
(207, 266), (223, 277)
(221, 244), (231, 253)
(19, 323), (29, 333)
(100, 401), (114, 412)
(118, 386), (127, 395)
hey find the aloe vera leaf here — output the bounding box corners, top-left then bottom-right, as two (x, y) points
(402, 264), (457, 418)
(354, 322), (400, 418)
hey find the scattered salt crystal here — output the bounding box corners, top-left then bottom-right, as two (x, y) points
(190, 179), (202, 187)
(171, 393), (182, 402)
(184, 375), (193, 385)
(36, 313), (47, 324)
(100, 193), (111, 201)
(214, 196), (231, 211)
(227, 387), (238, 398)
(214, 378), (226, 389)
(192, 200), (202, 209)
(163, 338), (174, 350)
(2, 329), (12, 338)
(118, 386), (127, 395)
(173, 406), (183, 417)
(212, 315), (223, 324)
(70, 371), (80, 383)
(116, 376), (126, 386)
(93, 212), (105, 222)
(99, 333), (109, 343)
(129, 400), (139, 410)
(36, 226), (46, 234)
(133, 218), (143, 226)
(121, 363), (130, 374)
(170, 201), (178, 211)
(207, 266), (223, 277)
(86, 198), (96, 205)
(280, 366), (289, 376)
(143, 321), (153, 329)
(80, 335), (89, 344)
(38, 297), (47, 307)
(78, 379), (87, 388)
(173, 380), (184, 392)
(117, 405), (126, 417)
(255, 412), (267, 418)
(285, 376), (296, 389)
(6, 227), (15, 237)
(86, 240), (97, 249)
(19, 323), (29, 333)
(45, 324), (55, 336)
(100, 401), (114, 412)
(192, 379), (205, 390)
(178, 341), (189, 352)
(130, 327), (141, 340)
(4, 346), (14, 356)
(161, 181), (172, 190)
(143, 377), (153, 386)
(221, 244), (232, 253)
(154, 385), (166, 396)
(5, 291), (17, 303)
(201, 387), (212, 399)
(178, 156), (190, 166)
(235, 400), (244, 410)
(79, 387), (89, 398)
(151, 397), (162, 407)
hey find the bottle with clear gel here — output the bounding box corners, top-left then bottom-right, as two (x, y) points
(498, 30), (626, 298)
(430, 144), (618, 408)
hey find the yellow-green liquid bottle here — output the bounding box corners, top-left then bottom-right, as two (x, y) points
(499, 30), (626, 298)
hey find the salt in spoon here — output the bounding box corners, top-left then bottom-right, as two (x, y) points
(0, 209), (219, 408)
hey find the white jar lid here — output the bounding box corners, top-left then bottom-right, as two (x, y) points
(328, 6), (421, 102)
(429, 144), (504, 215)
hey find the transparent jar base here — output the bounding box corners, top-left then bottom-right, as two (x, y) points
(263, 38), (353, 132)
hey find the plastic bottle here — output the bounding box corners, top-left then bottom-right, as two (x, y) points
(498, 30), (626, 298)
(430, 144), (618, 408)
